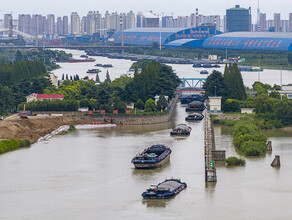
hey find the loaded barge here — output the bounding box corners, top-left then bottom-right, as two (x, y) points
(142, 178), (187, 199)
(131, 144), (171, 169)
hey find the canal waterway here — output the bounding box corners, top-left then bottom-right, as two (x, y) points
(0, 49), (291, 219)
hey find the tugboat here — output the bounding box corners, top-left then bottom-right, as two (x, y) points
(185, 112), (204, 121)
(185, 101), (205, 112)
(142, 178), (187, 199)
(170, 124), (192, 136)
(131, 144), (171, 169)
(86, 69), (101, 73)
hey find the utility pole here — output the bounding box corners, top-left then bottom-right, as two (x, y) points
(280, 64), (283, 100)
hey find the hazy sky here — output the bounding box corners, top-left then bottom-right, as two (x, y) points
(1, 0), (291, 21)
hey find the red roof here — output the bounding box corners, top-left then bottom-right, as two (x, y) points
(36, 94), (63, 99)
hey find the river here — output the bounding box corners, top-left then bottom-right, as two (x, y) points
(52, 49), (292, 88)
(0, 49), (292, 219)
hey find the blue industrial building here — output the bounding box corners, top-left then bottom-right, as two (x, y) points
(202, 32), (292, 51)
(112, 27), (221, 47)
(112, 27), (292, 52)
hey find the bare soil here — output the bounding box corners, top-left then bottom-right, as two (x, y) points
(0, 116), (92, 143)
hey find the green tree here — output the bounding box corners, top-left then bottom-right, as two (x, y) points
(95, 73), (100, 83)
(105, 70), (111, 83)
(157, 94), (168, 111)
(144, 98), (156, 112)
(135, 99), (144, 110)
(203, 70), (226, 97)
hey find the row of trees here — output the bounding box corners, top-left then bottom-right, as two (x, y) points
(0, 60), (47, 86)
(26, 60), (179, 113)
(203, 63), (246, 101)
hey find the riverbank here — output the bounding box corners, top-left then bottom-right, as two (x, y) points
(0, 97), (177, 143)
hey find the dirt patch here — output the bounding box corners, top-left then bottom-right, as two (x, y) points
(0, 116), (92, 143)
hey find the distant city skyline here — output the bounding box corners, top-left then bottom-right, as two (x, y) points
(1, 0), (292, 21)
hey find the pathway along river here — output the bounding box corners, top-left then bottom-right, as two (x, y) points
(0, 50), (292, 219)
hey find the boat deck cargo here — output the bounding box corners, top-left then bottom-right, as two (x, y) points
(131, 144), (171, 169)
(238, 66), (263, 72)
(142, 178), (187, 199)
(185, 112), (204, 121)
(185, 101), (205, 112)
(170, 124), (192, 135)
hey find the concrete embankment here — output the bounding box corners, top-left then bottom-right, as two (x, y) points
(0, 97), (178, 143)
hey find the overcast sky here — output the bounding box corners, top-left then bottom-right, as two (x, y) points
(1, 0), (291, 21)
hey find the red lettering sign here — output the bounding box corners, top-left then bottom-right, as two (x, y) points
(100, 110), (106, 114)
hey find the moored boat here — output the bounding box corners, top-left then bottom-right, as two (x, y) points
(185, 112), (204, 121)
(170, 124), (192, 136)
(131, 144), (171, 169)
(102, 64), (113, 68)
(142, 178), (187, 199)
(185, 101), (205, 112)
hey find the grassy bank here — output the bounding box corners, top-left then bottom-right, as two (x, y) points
(0, 139), (31, 155)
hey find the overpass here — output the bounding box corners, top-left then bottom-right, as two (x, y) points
(0, 29), (36, 41)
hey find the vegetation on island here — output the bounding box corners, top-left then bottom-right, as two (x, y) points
(224, 157), (246, 166)
(232, 118), (267, 156)
(0, 139), (31, 155)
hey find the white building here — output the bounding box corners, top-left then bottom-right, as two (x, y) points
(209, 96), (222, 113)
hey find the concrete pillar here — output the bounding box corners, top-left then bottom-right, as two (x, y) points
(266, 141), (272, 151)
(271, 155), (281, 167)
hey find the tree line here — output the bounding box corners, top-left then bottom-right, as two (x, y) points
(21, 60), (180, 113)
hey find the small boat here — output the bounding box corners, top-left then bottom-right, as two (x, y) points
(95, 63), (103, 67)
(142, 178), (187, 199)
(102, 64), (113, 68)
(185, 112), (204, 121)
(131, 144), (171, 169)
(185, 101), (205, 112)
(200, 70), (209, 74)
(87, 69), (101, 73)
(80, 55), (88, 58)
(212, 64), (220, 68)
(170, 124), (192, 136)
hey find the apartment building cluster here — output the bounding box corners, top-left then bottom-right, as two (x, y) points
(0, 9), (291, 38)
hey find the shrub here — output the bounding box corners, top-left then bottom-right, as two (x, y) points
(225, 157), (246, 166)
(68, 124), (76, 131)
(0, 139), (31, 155)
(232, 118), (267, 156)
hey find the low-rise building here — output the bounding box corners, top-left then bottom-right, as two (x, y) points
(282, 85), (292, 99)
(26, 93), (64, 103)
(209, 96), (222, 113)
(241, 108), (254, 114)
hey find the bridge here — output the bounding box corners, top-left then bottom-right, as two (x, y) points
(180, 78), (206, 88)
(0, 29), (36, 41)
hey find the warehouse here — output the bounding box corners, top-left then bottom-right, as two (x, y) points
(202, 32), (292, 51)
(112, 27), (221, 47)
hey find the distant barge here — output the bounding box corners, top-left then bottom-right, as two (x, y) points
(68, 58), (96, 63)
(142, 178), (187, 199)
(131, 144), (171, 169)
